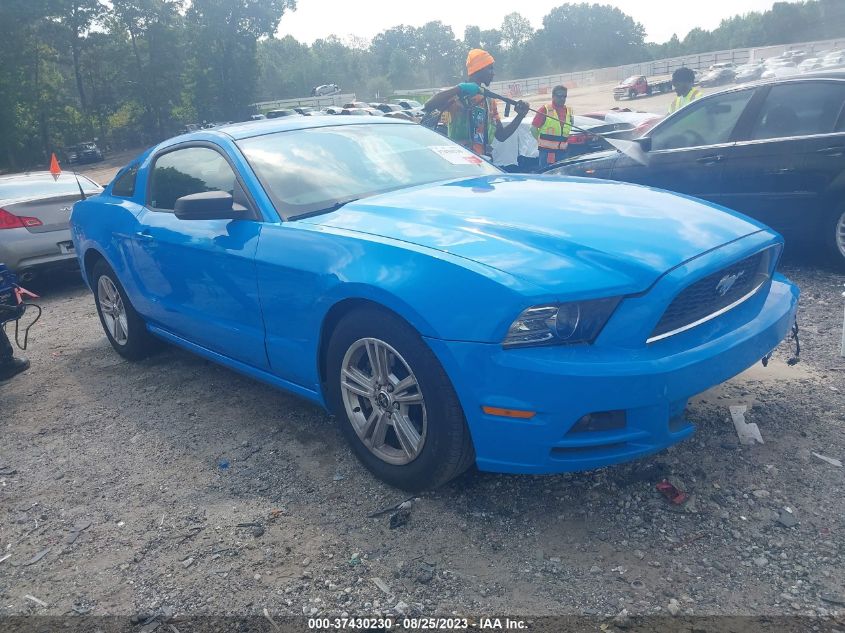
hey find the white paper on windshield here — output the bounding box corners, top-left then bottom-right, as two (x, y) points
(429, 145), (483, 165)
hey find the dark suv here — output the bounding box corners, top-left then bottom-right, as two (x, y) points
(67, 141), (104, 164)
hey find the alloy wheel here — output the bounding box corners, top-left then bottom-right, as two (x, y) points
(97, 275), (129, 346)
(836, 210), (845, 259)
(339, 337), (427, 465)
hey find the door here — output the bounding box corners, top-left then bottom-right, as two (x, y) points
(610, 88), (756, 205)
(719, 80), (845, 242)
(132, 144), (268, 369)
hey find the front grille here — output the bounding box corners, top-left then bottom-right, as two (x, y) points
(649, 248), (775, 342)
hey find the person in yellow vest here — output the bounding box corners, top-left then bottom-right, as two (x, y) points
(424, 48), (529, 156)
(669, 67), (702, 114)
(530, 85), (573, 169)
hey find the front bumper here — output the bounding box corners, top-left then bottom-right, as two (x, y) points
(426, 241), (799, 475)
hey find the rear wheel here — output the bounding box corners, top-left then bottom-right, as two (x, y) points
(326, 308), (474, 491)
(823, 206), (845, 271)
(92, 260), (158, 360)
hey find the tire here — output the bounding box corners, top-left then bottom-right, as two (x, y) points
(326, 308), (475, 491)
(628, 89), (637, 100)
(91, 259), (158, 360)
(823, 206), (845, 271)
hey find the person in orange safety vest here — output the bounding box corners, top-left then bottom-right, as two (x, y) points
(531, 85), (573, 169)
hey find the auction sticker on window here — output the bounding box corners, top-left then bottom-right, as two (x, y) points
(429, 145), (483, 165)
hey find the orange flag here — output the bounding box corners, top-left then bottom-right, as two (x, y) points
(49, 152), (62, 180)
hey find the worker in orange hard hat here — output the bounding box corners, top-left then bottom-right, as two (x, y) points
(424, 48), (529, 156)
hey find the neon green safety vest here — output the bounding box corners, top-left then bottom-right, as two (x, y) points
(669, 87), (702, 114)
(537, 104), (573, 150)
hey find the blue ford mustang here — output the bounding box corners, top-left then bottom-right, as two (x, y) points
(70, 117), (799, 490)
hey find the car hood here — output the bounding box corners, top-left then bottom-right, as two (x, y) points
(302, 175), (765, 297)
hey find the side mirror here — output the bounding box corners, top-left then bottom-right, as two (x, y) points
(174, 191), (247, 220)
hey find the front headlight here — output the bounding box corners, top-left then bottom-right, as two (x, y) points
(503, 298), (621, 348)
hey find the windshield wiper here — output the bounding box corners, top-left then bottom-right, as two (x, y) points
(289, 197), (361, 220)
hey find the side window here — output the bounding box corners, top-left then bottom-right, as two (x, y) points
(651, 89), (755, 151)
(750, 82), (845, 140)
(111, 165), (138, 197)
(149, 146), (236, 211)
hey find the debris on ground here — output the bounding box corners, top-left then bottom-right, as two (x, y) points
(24, 594), (48, 608)
(656, 479), (688, 504)
(389, 504), (411, 529)
(776, 507), (799, 528)
(21, 547), (51, 566)
(64, 519), (92, 545)
(263, 607), (281, 631)
(667, 598), (681, 616)
(820, 593), (845, 606)
(372, 577), (392, 595)
(729, 405), (764, 445)
(811, 452), (842, 468)
(368, 496), (415, 518)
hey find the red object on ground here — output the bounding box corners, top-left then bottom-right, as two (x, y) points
(656, 479), (688, 504)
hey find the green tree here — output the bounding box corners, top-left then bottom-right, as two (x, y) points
(500, 12), (533, 50)
(538, 3), (648, 70)
(417, 21), (460, 86)
(187, 0), (295, 121)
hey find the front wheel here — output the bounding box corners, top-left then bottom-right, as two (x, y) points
(628, 89), (637, 100)
(92, 260), (158, 360)
(823, 206), (845, 271)
(326, 308), (474, 490)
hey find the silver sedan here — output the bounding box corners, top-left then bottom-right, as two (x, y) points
(0, 172), (102, 282)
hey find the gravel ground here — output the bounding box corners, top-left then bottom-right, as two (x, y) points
(1, 259), (844, 629)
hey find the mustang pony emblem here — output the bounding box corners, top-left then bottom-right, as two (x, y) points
(716, 271), (745, 296)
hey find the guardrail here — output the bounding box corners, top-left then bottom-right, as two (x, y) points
(252, 93), (357, 111)
(396, 36), (845, 98)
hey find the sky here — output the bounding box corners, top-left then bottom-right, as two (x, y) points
(276, 0), (790, 46)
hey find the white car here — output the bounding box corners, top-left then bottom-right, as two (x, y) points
(821, 51), (845, 69)
(798, 58), (822, 73)
(761, 63), (799, 79)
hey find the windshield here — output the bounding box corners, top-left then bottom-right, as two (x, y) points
(238, 122), (500, 219)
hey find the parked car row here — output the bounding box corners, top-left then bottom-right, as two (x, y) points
(260, 102), (422, 121)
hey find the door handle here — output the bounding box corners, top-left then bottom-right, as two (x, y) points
(135, 230), (153, 240)
(766, 167), (794, 175)
(817, 146), (845, 157)
(696, 154), (723, 165)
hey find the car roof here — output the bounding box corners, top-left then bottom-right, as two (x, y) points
(0, 171), (97, 183)
(169, 115), (414, 142)
(713, 72), (845, 92)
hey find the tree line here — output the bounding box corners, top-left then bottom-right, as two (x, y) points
(1, 0), (843, 171)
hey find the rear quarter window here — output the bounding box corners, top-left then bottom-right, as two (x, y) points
(111, 165), (138, 198)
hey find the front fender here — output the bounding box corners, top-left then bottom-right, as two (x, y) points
(255, 222), (546, 391)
